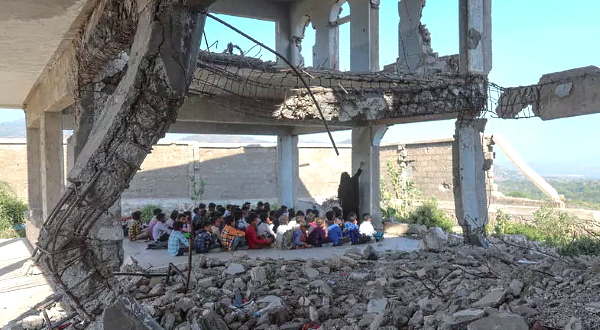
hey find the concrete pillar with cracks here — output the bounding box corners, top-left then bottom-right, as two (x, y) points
(454, 0), (491, 246)
(459, 0), (492, 75)
(25, 125), (43, 244)
(40, 112), (63, 222)
(312, 9), (336, 70)
(277, 134), (299, 209)
(347, 0), (379, 72)
(453, 118), (488, 246)
(352, 125), (387, 230)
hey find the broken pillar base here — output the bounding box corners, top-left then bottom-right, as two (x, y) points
(461, 227), (489, 248)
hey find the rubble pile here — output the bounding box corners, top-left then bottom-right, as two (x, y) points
(116, 236), (600, 330)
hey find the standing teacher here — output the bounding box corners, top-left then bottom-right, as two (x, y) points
(337, 162), (365, 221)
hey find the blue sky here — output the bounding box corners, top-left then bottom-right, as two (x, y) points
(1, 0), (599, 175)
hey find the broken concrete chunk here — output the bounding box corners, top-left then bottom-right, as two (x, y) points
(224, 263), (245, 276)
(564, 317), (583, 330)
(452, 309), (485, 324)
(471, 288), (506, 308)
(363, 244), (379, 260)
(197, 276), (215, 288)
(177, 297), (194, 312)
(339, 255), (358, 266)
(304, 267), (320, 279)
(21, 315), (44, 330)
(584, 301), (600, 313)
(406, 224), (428, 236)
(350, 272), (371, 281)
(250, 266), (267, 282)
(467, 312), (528, 330)
(421, 227), (448, 252)
(408, 309), (424, 327)
(508, 279), (524, 297)
(367, 298), (388, 314)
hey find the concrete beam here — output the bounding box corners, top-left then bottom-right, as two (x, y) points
(210, 0), (288, 21)
(178, 95), (352, 129)
(352, 125), (388, 230)
(491, 134), (563, 204)
(23, 45), (77, 128)
(495, 66), (600, 120)
(277, 134), (299, 209)
(169, 120), (349, 136)
(23, 0), (139, 128)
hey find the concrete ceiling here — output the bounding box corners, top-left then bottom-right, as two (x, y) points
(0, 0), (86, 108)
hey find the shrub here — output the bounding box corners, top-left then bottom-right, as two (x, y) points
(503, 223), (548, 242)
(0, 181), (28, 239)
(533, 206), (578, 246)
(489, 209), (548, 242)
(558, 236), (600, 256)
(487, 209), (511, 237)
(404, 199), (454, 232)
(140, 204), (161, 224)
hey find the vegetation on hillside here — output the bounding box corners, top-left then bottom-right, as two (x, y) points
(488, 208), (600, 257)
(0, 181), (28, 239)
(498, 178), (600, 210)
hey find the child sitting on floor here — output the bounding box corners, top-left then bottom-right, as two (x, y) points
(292, 222), (310, 249)
(193, 221), (219, 253)
(328, 218), (350, 246)
(168, 221), (189, 256)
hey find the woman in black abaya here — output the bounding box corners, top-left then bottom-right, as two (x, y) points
(338, 162), (364, 221)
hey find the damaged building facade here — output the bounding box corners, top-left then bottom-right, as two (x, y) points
(9, 0), (493, 322)
(2, 0), (598, 326)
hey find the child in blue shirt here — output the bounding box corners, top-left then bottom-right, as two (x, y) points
(168, 221), (189, 256)
(344, 212), (361, 244)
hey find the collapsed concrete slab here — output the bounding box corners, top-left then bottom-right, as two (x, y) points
(190, 51), (488, 125)
(36, 0), (216, 323)
(496, 66), (600, 120)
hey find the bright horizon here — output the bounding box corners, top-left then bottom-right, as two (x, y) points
(0, 0), (599, 175)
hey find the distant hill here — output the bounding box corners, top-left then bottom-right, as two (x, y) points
(493, 164), (526, 182)
(0, 118), (25, 138)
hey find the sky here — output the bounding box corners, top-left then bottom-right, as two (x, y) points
(1, 0), (599, 175)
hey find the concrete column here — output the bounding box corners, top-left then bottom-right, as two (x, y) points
(347, 0), (379, 72)
(453, 118), (488, 246)
(352, 125), (387, 230)
(275, 11), (292, 65)
(312, 10), (336, 70)
(459, 0), (492, 75)
(25, 126), (43, 244)
(277, 134), (299, 209)
(40, 112), (63, 222)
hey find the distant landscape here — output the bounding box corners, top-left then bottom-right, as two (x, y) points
(495, 165), (600, 210)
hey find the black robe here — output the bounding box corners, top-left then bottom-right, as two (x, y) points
(338, 169), (362, 221)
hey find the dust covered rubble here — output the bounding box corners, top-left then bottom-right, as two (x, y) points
(110, 237), (600, 330)
(18, 232), (599, 330)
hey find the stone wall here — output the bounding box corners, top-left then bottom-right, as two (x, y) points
(0, 138), (470, 210)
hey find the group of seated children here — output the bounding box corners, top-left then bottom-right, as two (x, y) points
(125, 202), (378, 256)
